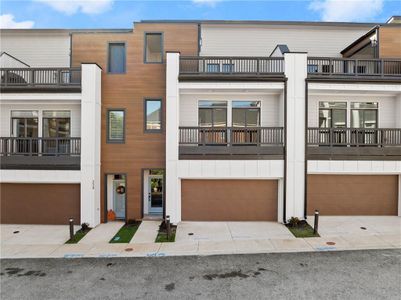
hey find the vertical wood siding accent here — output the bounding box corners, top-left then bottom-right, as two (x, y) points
(71, 23), (199, 221)
(200, 24), (371, 57)
(379, 27), (401, 58)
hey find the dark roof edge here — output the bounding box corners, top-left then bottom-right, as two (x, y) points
(340, 26), (378, 54)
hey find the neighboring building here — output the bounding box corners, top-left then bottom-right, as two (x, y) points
(1, 18), (400, 227)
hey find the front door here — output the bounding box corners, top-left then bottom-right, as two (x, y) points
(113, 179), (126, 219)
(148, 175), (163, 214)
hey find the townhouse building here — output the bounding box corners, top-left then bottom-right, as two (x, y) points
(1, 17), (400, 227)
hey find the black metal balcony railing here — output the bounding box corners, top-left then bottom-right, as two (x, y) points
(179, 56), (284, 75)
(0, 137), (81, 170)
(307, 128), (401, 160)
(179, 127), (284, 159)
(307, 58), (401, 78)
(307, 128), (401, 146)
(0, 68), (81, 89)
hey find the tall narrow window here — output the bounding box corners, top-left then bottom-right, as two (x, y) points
(107, 109), (125, 143)
(145, 99), (162, 132)
(319, 102), (347, 128)
(145, 33), (163, 63)
(108, 43), (126, 73)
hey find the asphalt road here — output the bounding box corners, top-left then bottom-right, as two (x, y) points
(1, 249), (400, 299)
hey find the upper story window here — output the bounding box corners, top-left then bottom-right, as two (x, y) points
(42, 111), (71, 138)
(11, 111), (38, 138)
(351, 102), (378, 129)
(145, 33), (163, 63)
(319, 102), (347, 128)
(198, 101), (227, 127)
(232, 101), (260, 127)
(107, 109), (125, 143)
(145, 99), (162, 132)
(108, 43), (126, 74)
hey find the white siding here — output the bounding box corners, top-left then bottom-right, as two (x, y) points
(0, 31), (70, 67)
(0, 53), (29, 68)
(200, 24), (371, 57)
(0, 102), (81, 137)
(308, 95), (397, 128)
(179, 94), (281, 127)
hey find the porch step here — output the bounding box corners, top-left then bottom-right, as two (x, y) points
(142, 214), (163, 221)
(130, 221), (161, 244)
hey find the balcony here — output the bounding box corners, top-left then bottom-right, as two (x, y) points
(0, 137), (81, 170)
(179, 56), (285, 81)
(307, 58), (401, 80)
(0, 68), (81, 92)
(307, 128), (401, 160)
(179, 127), (284, 159)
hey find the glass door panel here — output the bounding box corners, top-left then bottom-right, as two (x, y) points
(148, 176), (163, 214)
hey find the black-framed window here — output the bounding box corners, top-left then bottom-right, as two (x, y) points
(145, 99), (162, 132)
(232, 101), (261, 127)
(144, 33), (163, 63)
(351, 102), (378, 129)
(107, 109), (125, 143)
(108, 43), (126, 74)
(319, 102), (347, 128)
(42, 111), (71, 138)
(207, 63), (220, 73)
(198, 101), (227, 127)
(11, 110), (38, 138)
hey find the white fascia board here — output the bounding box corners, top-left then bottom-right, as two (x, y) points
(0, 93), (81, 102)
(179, 81), (284, 94)
(308, 160), (401, 174)
(308, 82), (401, 96)
(0, 170), (81, 183)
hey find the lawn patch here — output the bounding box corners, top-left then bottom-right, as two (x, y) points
(155, 221), (176, 243)
(66, 224), (91, 244)
(287, 220), (319, 238)
(110, 221), (141, 243)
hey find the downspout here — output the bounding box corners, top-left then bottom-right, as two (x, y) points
(283, 79), (288, 224)
(304, 80), (309, 219)
(197, 23), (201, 55)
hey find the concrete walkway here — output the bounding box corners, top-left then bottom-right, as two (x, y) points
(130, 221), (161, 244)
(79, 222), (124, 244)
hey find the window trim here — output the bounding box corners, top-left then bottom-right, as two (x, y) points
(106, 108), (126, 143)
(144, 98), (163, 133)
(107, 42), (126, 74)
(144, 32), (164, 64)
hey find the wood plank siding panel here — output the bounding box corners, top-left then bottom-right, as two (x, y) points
(71, 23), (199, 222)
(379, 27), (401, 58)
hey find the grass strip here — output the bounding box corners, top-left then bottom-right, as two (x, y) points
(287, 222), (320, 238)
(110, 222), (141, 243)
(66, 228), (91, 244)
(155, 231), (176, 243)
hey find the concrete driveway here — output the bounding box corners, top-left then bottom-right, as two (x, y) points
(306, 216), (401, 237)
(175, 221), (294, 242)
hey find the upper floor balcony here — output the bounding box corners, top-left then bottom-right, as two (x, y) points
(0, 68), (82, 92)
(307, 57), (401, 80)
(179, 56), (285, 81)
(0, 137), (81, 170)
(307, 128), (401, 160)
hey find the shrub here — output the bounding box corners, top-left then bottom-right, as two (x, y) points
(288, 217), (301, 227)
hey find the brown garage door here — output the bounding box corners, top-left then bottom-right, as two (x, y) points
(307, 175), (398, 216)
(1, 183), (80, 224)
(181, 180), (278, 221)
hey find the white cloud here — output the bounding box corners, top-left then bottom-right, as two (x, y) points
(36, 0), (114, 15)
(309, 0), (383, 22)
(192, 0), (222, 7)
(0, 14), (35, 29)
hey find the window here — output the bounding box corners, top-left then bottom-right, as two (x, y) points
(318, 102), (347, 128)
(108, 43), (126, 74)
(145, 33), (163, 63)
(11, 111), (38, 138)
(351, 102), (378, 128)
(42, 111), (71, 138)
(198, 101), (227, 127)
(107, 110), (125, 143)
(307, 64), (318, 73)
(145, 99), (162, 132)
(207, 63), (220, 73)
(232, 101), (260, 127)
(222, 63), (234, 73)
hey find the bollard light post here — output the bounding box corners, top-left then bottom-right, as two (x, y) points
(69, 218), (74, 240)
(313, 210), (319, 235)
(166, 215), (171, 239)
